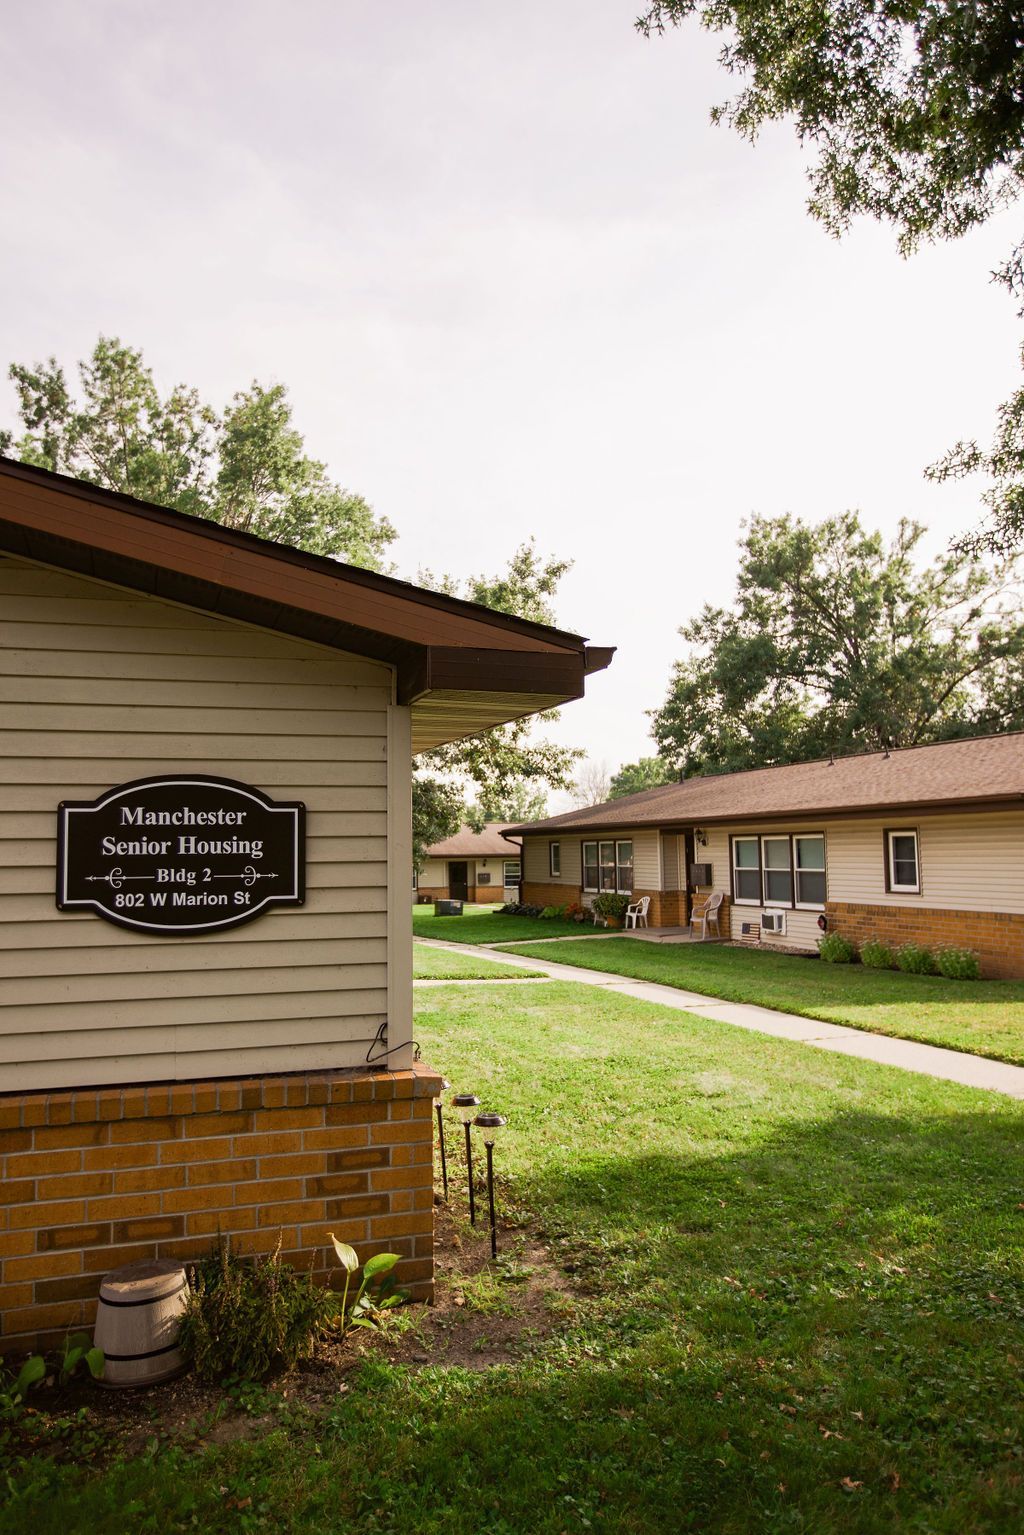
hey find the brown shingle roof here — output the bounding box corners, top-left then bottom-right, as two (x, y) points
(425, 824), (523, 858)
(508, 733), (1024, 834)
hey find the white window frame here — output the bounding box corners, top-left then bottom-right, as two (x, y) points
(731, 835), (762, 905)
(760, 835), (794, 907)
(886, 828), (921, 894)
(503, 859), (521, 886)
(549, 841), (561, 877)
(582, 838), (633, 893)
(793, 834), (827, 910)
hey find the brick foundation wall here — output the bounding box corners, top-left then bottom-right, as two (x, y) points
(630, 889), (689, 927)
(416, 886), (447, 902)
(523, 884), (691, 927)
(0, 1063), (441, 1356)
(826, 901), (1024, 979)
(522, 881), (580, 908)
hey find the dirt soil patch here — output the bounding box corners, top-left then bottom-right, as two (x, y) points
(11, 1204), (573, 1467)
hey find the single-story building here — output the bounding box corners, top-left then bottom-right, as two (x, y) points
(416, 824), (522, 904)
(0, 456), (611, 1352)
(509, 734), (1024, 978)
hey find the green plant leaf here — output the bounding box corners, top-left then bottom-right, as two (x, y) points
(329, 1234), (359, 1273)
(62, 1347), (85, 1376)
(13, 1355), (45, 1399)
(362, 1252), (400, 1281)
(85, 1348), (105, 1380)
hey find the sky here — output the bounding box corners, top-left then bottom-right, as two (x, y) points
(2, 0), (1021, 804)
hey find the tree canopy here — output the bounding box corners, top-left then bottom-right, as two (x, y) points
(638, 2), (1024, 256)
(609, 757), (675, 798)
(1, 337), (583, 843)
(416, 541), (582, 801)
(638, 2), (1024, 556)
(1, 337), (396, 569)
(651, 511), (1024, 776)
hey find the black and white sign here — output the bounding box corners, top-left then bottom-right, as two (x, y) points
(57, 776), (305, 935)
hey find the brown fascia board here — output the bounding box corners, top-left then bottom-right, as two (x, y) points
(0, 457), (591, 655)
(510, 794), (1024, 836)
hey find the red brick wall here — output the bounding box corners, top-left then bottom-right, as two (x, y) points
(522, 882), (580, 908)
(827, 901), (1024, 979)
(0, 1064), (441, 1356)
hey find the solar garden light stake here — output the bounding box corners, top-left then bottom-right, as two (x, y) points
(473, 1112), (507, 1259)
(434, 1078), (451, 1201)
(452, 1093), (480, 1223)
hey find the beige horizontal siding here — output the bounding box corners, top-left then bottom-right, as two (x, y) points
(826, 811), (1024, 913)
(633, 830), (660, 889)
(523, 829), (655, 893)
(0, 553), (395, 1088)
(418, 858), (447, 886)
(523, 835), (582, 885)
(707, 814), (1024, 915)
(729, 907), (822, 950)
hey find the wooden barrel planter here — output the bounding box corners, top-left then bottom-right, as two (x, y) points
(93, 1259), (190, 1387)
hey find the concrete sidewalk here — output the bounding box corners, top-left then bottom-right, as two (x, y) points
(414, 938), (1024, 1100)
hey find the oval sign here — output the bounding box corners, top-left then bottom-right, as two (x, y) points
(56, 775), (305, 935)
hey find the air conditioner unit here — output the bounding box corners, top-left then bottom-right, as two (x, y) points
(761, 910), (787, 935)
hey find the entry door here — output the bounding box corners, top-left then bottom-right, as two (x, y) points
(448, 861), (469, 901)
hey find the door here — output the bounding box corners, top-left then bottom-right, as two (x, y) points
(448, 861), (469, 902)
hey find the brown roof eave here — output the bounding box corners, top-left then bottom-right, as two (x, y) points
(512, 793), (1024, 835)
(0, 457), (591, 653)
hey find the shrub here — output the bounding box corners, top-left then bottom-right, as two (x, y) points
(859, 939), (896, 970)
(180, 1237), (335, 1382)
(540, 905), (569, 919)
(593, 892), (629, 920)
(935, 947), (981, 981)
(896, 943), (938, 976)
(818, 931), (857, 964)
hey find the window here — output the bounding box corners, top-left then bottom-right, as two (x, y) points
(761, 836), (794, 905)
(504, 860), (521, 886)
(412, 869), (418, 890)
(583, 839), (633, 892)
(732, 837), (761, 903)
(886, 829), (920, 893)
(794, 835), (826, 907)
(583, 841), (600, 891)
(549, 842), (561, 877)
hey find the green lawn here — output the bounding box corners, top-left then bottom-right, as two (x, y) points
(413, 943), (545, 980)
(413, 904), (596, 945)
(9, 981), (1024, 1533)
(503, 937), (1024, 1067)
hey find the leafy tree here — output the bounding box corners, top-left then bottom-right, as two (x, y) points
(415, 543), (583, 807)
(637, 3), (1024, 555)
(1, 337), (396, 569)
(412, 777), (465, 874)
(609, 757), (674, 798)
(467, 781), (548, 829)
(651, 511), (1024, 776)
(569, 759), (612, 807)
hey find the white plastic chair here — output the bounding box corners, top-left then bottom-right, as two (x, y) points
(624, 895), (651, 929)
(690, 889), (723, 940)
